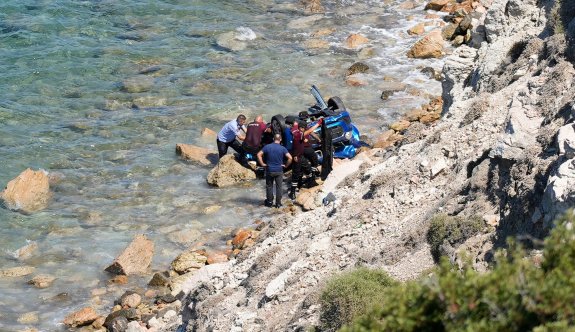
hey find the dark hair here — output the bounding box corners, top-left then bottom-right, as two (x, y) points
(237, 114), (246, 122)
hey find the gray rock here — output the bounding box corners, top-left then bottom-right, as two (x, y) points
(442, 46), (477, 109)
(542, 159), (575, 225)
(148, 271), (171, 287)
(120, 293), (142, 309)
(557, 124), (575, 158)
(104, 308), (138, 330)
(126, 320), (147, 332)
(107, 316), (129, 332)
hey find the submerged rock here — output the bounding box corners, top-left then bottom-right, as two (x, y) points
(27, 274), (56, 289)
(1, 168), (51, 214)
(167, 228), (202, 245)
(345, 33), (369, 48)
(346, 62), (369, 76)
(121, 76), (154, 93)
(303, 39), (330, 49)
(0, 266), (35, 278)
(13, 241), (38, 260)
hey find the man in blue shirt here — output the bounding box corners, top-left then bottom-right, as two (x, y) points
(217, 115), (247, 158)
(257, 134), (292, 208)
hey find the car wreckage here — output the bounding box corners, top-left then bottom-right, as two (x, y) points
(246, 85), (365, 182)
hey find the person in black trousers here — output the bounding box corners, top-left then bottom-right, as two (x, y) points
(257, 134), (292, 208)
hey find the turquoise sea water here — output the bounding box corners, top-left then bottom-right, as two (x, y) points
(0, 0), (442, 329)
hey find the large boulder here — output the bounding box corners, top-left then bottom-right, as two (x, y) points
(295, 186), (323, 211)
(207, 155), (256, 187)
(542, 159), (575, 226)
(175, 144), (218, 166)
(407, 30), (445, 59)
(105, 235), (154, 275)
(1, 168), (51, 213)
(557, 124), (575, 158)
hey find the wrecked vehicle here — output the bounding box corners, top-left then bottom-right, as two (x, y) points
(247, 85), (364, 182)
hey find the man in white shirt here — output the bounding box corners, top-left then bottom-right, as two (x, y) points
(217, 114), (247, 158)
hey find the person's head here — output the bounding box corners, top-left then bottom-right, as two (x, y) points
(297, 120), (306, 131)
(237, 114), (246, 126)
(255, 115), (263, 123)
(273, 134), (282, 143)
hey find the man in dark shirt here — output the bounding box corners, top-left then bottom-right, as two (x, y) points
(242, 115), (269, 155)
(289, 118), (322, 199)
(257, 134), (292, 208)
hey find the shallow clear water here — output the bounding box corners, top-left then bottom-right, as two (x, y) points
(0, 0), (442, 329)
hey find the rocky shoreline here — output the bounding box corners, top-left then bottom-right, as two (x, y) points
(159, 0), (574, 330)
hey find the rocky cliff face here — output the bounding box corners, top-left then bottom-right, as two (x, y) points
(169, 0), (575, 330)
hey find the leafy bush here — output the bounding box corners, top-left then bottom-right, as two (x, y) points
(426, 213), (484, 261)
(339, 211), (575, 331)
(319, 267), (397, 331)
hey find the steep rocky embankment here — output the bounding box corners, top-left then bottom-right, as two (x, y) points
(163, 0), (575, 330)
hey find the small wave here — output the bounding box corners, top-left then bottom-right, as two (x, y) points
(235, 27), (256, 41)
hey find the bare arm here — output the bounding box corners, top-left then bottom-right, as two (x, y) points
(284, 152), (292, 168)
(310, 132), (321, 142)
(303, 123), (320, 136)
(237, 125), (246, 141)
(257, 150), (266, 167)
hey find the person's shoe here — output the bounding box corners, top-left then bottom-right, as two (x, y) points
(264, 200), (273, 207)
(274, 203), (283, 208)
(288, 191), (296, 200)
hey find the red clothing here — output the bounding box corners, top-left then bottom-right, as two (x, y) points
(244, 121), (267, 149)
(303, 132), (313, 148)
(291, 128), (304, 157)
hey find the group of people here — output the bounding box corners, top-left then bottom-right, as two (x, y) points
(216, 114), (322, 208)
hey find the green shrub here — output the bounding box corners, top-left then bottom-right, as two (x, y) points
(426, 213), (484, 261)
(340, 211), (575, 332)
(319, 267), (397, 331)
